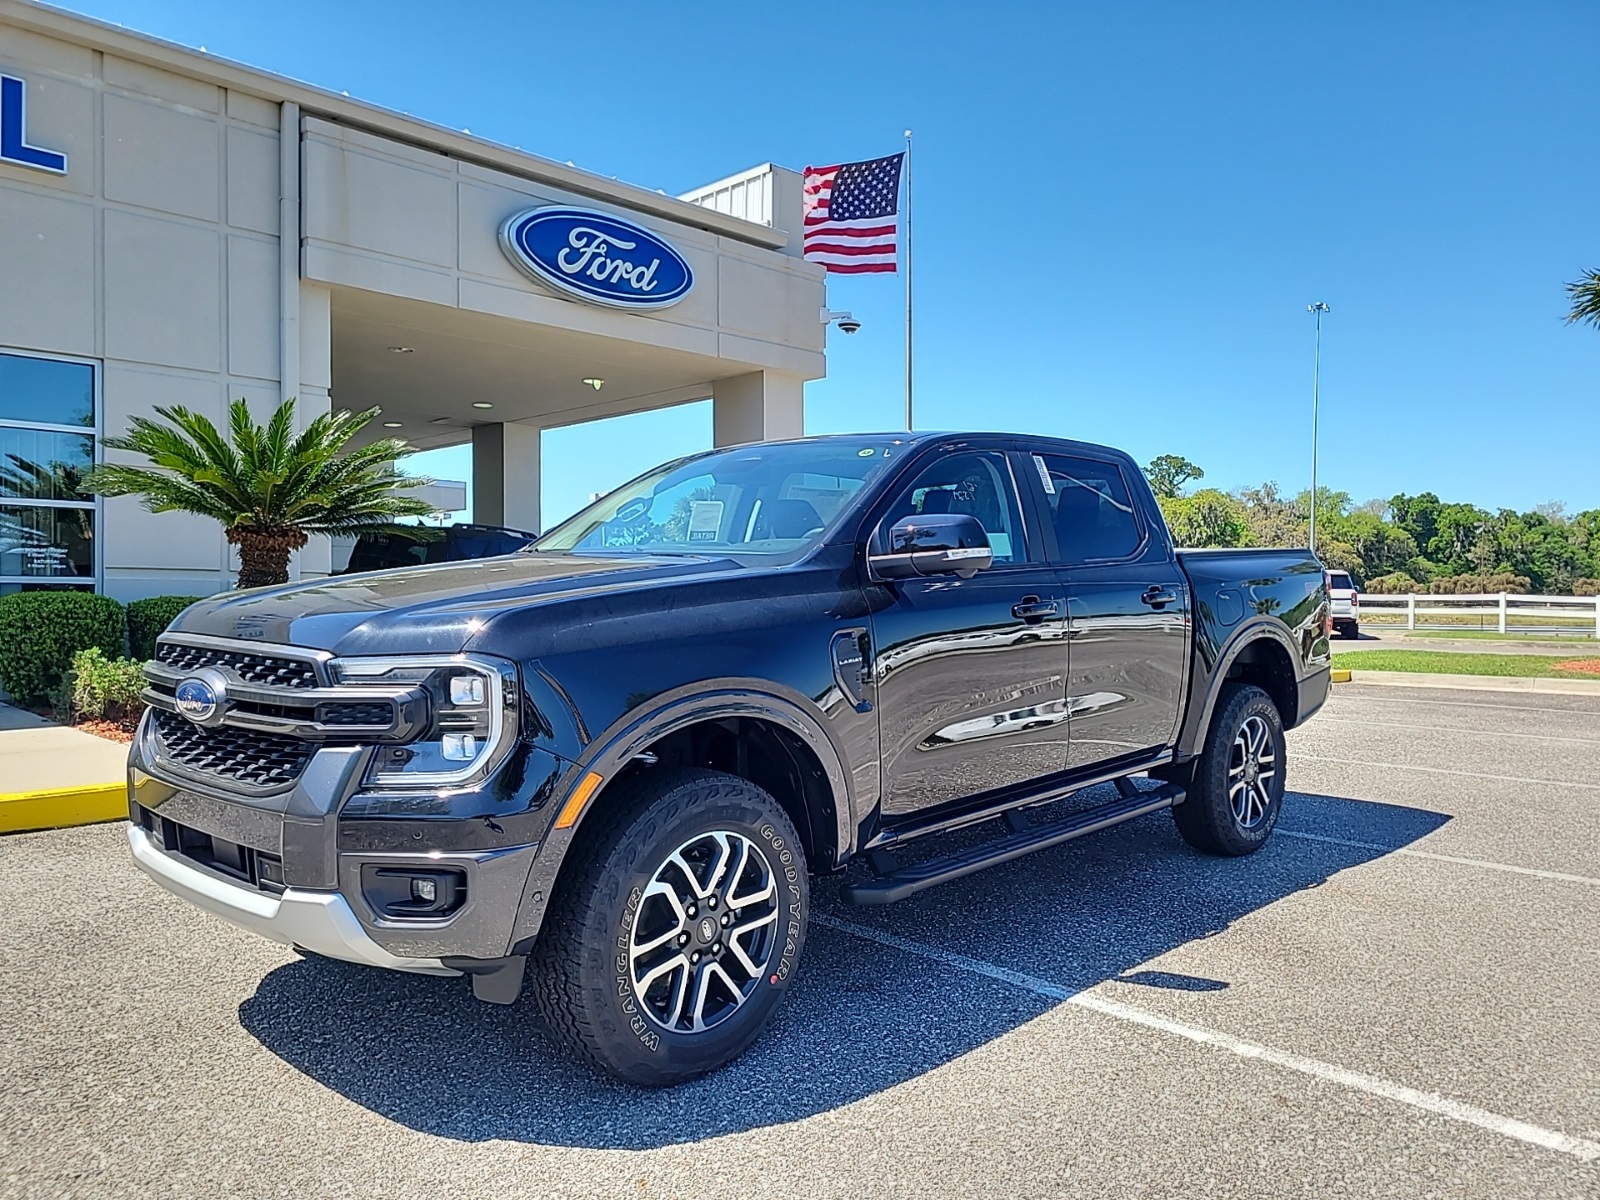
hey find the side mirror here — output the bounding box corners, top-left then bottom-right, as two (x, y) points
(868, 513), (994, 581)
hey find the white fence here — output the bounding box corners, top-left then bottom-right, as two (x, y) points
(1357, 593), (1600, 638)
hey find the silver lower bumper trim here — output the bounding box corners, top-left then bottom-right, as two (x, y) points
(128, 824), (459, 977)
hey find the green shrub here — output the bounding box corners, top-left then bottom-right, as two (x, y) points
(1364, 572), (1422, 594)
(67, 646), (146, 720)
(0, 592), (126, 705)
(128, 595), (203, 661)
(1428, 572), (1532, 595)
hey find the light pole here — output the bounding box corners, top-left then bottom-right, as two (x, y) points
(1307, 302), (1330, 553)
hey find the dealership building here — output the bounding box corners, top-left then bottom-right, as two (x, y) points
(0, 0), (828, 601)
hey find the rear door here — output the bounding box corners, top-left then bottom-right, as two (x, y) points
(867, 442), (1071, 817)
(1023, 448), (1190, 772)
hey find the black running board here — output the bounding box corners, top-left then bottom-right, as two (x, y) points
(839, 784), (1184, 906)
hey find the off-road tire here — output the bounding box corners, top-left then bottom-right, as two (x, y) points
(532, 768), (808, 1087)
(1172, 683), (1286, 856)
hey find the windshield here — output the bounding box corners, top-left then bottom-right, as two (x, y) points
(533, 437), (911, 560)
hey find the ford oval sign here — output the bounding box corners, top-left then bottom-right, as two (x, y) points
(173, 667), (229, 726)
(498, 207), (693, 310)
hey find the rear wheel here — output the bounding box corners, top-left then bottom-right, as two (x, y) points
(532, 768), (808, 1086)
(1172, 683), (1285, 856)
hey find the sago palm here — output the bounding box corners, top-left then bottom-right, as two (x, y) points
(84, 398), (437, 588)
(1567, 268), (1600, 329)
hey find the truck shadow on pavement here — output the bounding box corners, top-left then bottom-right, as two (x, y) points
(239, 787), (1447, 1149)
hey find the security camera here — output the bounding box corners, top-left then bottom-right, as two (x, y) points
(820, 307), (862, 335)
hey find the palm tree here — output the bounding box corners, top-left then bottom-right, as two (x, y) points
(84, 398), (438, 588)
(1567, 268), (1600, 329)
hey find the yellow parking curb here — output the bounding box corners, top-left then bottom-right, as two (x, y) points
(1331, 668), (1352, 683)
(0, 782), (126, 834)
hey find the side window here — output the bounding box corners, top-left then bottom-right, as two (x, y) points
(1032, 453), (1143, 564)
(882, 451), (1029, 564)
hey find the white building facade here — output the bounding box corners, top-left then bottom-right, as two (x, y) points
(0, 1), (826, 601)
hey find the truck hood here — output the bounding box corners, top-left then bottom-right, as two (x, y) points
(166, 552), (746, 655)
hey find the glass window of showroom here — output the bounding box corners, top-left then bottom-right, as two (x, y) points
(0, 352), (97, 595)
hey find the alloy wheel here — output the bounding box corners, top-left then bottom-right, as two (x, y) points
(1227, 713), (1277, 828)
(627, 831), (780, 1035)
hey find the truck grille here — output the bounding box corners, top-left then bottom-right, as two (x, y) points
(317, 701), (392, 727)
(152, 710), (314, 789)
(155, 642), (320, 689)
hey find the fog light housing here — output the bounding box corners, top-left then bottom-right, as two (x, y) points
(361, 865), (466, 919)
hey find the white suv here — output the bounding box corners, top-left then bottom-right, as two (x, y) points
(1326, 570), (1359, 638)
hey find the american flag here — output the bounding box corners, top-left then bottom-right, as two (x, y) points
(802, 153), (904, 274)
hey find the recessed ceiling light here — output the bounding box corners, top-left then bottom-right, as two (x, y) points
(388, 346), (414, 354)
(471, 402), (494, 409)
(582, 378), (604, 391)
(382, 421), (403, 428)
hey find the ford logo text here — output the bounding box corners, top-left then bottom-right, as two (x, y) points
(173, 668), (230, 726)
(498, 207), (693, 310)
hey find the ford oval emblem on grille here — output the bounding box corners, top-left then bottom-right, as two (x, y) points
(173, 667), (229, 726)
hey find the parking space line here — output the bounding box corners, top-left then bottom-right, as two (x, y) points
(1278, 829), (1600, 887)
(1313, 717), (1600, 746)
(1295, 753), (1600, 791)
(1327, 694), (1600, 719)
(813, 914), (1600, 1163)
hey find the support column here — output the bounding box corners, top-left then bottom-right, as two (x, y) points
(711, 371), (805, 447)
(472, 422), (542, 533)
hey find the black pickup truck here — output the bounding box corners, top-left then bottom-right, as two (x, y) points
(127, 432), (1331, 1085)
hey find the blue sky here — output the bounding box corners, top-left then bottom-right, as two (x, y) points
(69, 0), (1599, 523)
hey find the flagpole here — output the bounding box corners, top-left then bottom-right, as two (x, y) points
(903, 129), (914, 431)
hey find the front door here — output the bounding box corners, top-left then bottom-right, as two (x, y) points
(1025, 449), (1189, 772)
(868, 446), (1070, 817)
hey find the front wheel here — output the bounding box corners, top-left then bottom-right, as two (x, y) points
(1172, 683), (1286, 856)
(532, 768), (808, 1086)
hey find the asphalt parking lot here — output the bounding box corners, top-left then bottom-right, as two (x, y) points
(3, 683), (1597, 1200)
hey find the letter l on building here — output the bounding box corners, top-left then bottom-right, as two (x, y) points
(1, 75), (69, 174)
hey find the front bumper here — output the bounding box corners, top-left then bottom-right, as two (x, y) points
(127, 710), (558, 964)
(128, 823), (458, 976)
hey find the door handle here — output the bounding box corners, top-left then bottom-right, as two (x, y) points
(1141, 586), (1178, 608)
(1012, 596), (1060, 624)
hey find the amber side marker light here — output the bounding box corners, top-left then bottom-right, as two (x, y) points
(554, 772), (604, 830)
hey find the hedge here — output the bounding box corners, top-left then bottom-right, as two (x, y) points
(128, 595), (204, 661)
(0, 592), (126, 705)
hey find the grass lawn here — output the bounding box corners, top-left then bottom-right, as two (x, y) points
(1361, 614), (1595, 629)
(1330, 649), (1600, 678)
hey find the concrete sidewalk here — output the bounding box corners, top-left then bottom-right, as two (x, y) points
(1350, 626), (1598, 655)
(0, 703), (129, 833)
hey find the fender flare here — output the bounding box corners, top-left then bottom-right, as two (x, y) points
(506, 681), (856, 952)
(1174, 618), (1304, 760)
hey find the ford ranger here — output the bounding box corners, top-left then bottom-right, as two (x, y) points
(127, 432), (1331, 1086)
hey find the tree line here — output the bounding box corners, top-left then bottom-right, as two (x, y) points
(1144, 455), (1600, 596)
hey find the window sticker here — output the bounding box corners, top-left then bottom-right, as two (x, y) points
(687, 499), (724, 542)
(1032, 454), (1056, 494)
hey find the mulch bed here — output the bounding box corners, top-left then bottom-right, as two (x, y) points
(75, 717), (137, 743)
(1552, 659), (1600, 676)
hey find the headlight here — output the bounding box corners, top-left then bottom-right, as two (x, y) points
(331, 654), (518, 788)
